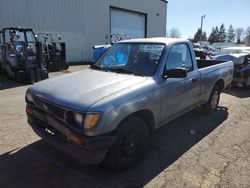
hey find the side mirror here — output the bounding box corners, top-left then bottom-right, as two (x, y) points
(162, 68), (187, 79)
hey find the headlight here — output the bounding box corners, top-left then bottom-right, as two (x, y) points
(84, 113), (101, 130)
(25, 91), (34, 103)
(69, 112), (101, 130)
(74, 112), (84, 126)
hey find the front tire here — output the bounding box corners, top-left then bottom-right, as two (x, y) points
(202, 86), (220, 115)
(104, 116), (148, 170)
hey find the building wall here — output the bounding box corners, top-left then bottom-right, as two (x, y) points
(0, 0), (167, 62)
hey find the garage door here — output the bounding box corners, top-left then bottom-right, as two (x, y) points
(111, 8), (146, 39)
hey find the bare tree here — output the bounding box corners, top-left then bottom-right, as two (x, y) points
(245, 26), (250, 36)
(169, 28), (181, 38)
(235, 27), (244, 44)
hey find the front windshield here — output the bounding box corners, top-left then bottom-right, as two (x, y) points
(94, 43), (165, 76)
(26, 31), (36, 42)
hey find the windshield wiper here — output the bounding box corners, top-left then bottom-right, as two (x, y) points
(91, 64), (101, 70)
(91, 64), (108, 72)
(107, 68), (145, 77)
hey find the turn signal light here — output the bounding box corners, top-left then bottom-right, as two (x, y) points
(26, 106), (33, 115)
(69, 134), (82, 145)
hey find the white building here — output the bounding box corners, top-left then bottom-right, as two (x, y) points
(0, 0), (167, 62)
(245, 35), (250, 47)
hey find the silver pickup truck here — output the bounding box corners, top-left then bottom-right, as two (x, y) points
(25, 38), (233, 170)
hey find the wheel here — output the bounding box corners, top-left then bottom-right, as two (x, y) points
(201, 86), (220, 115)
(16, 71), (25, 84)
(104, 116), (149, 170)
(245, 77), (250, 89)
(29, 69), (36, 83)
(41, 70), (49, 80)
(200, 53), (206, 60)
(6, 64), (15, 79)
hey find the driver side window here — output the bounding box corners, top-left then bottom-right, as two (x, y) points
(166, 44), (193, 71)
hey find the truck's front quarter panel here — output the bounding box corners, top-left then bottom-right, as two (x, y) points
(85, 79), (161, 136)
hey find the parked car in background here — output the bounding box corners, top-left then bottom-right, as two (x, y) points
(202, 45), (220, 56)
(26, 38), (233, 170)
(192, 43), (208, 59)
(212, 47), (250, 88)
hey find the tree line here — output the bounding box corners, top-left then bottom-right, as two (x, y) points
(167, 25), (250, 44)
(193, 24), (250, 44)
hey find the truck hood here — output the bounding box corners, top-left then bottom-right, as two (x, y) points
(29, 69), (147, 111)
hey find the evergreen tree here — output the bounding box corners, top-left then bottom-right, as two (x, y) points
(227, 24), (235, 42)
(214, 26), (220, 42)
(218, 24), (226, 42)
(208, 26), (220, 44)
(208, 27), (215, 43)
(193, 28), (207, 42)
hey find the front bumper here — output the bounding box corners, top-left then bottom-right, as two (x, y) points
(27, 107), (116, 165)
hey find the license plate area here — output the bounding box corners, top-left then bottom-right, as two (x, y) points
(45, 126), (55, 135)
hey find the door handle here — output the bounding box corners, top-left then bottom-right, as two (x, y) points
(191, 77), (198, 83)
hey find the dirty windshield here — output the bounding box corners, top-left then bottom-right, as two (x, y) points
(94, 43), (165, 76)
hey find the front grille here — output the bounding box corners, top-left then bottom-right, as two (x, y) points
(34, 96), (65, 119)
(35, 119), (67, 142)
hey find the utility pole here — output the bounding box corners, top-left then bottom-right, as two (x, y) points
(199, 15), (206, 43)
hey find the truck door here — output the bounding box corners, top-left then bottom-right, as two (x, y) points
(160, 43), (200, 124)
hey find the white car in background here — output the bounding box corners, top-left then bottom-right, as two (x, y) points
(212, 47), (250, 88)
(202, 45), (220, 56)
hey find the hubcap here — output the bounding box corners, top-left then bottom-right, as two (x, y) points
(211, 91), (219, 109)
(120, 130), (140, 160)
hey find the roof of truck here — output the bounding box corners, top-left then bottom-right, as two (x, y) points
(117, 37), (189, 45)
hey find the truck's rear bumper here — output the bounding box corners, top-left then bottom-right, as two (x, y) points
(27, 108), (115, 165)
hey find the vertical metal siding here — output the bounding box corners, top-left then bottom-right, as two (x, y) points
(0, 0), (167, 62)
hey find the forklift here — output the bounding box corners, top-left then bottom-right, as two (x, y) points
(0, 27), (48, 83)
(37, 32), (68, 72)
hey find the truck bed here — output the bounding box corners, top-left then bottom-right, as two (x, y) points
(197, 60), (227, 69)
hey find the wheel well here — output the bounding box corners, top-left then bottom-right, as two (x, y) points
(123, 110), (155, 135)
(214, 79), (224, 92)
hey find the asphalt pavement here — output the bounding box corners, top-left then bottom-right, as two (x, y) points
(0, 66), (249, 188)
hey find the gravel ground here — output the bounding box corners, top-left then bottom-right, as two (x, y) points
(0, 65), (249, 188)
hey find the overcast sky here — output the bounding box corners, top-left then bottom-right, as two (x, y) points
(167, 0), (250, 38)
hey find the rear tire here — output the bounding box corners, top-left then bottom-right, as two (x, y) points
(104, 116), (148, 170)
(6, 64), (15, 79)
(36, 68), (42, 82)
(41, 70), (49, 80)
(201, 86), (220, 115)
(245, 76), (250, 89)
